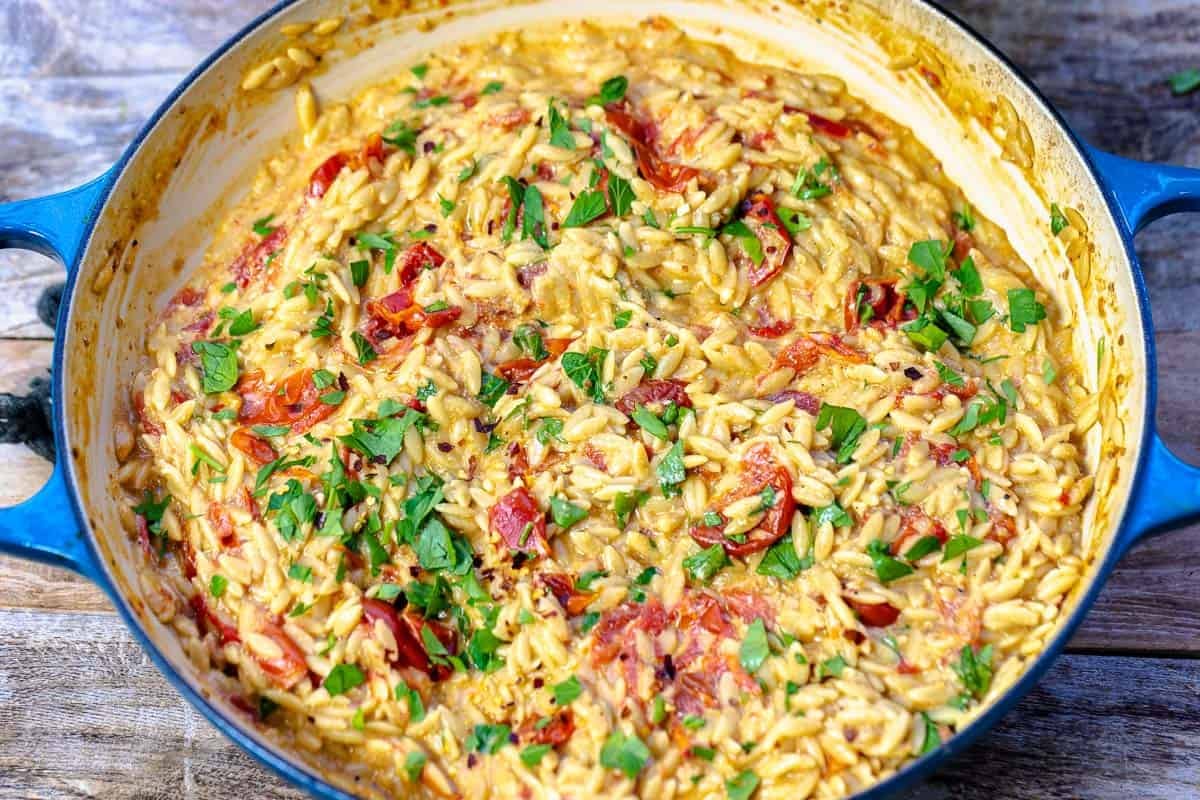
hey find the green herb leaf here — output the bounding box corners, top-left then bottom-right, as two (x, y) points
(683, 544), (729, 582)
(478, 371), (510, 407)
(1050, 203), (1070, 236)
(465, 723), (512, 755)
(382, 120), (418, 154)
(562, 190), (608, 228)
(1169, 68), (1200, 95)
(589, 75), (629, 107)
(656, 441), (686, 497)
(815, 403), (868, 464)
(607, 172), (635, 217)
(599, 729), (650, 779)
(404, 751), (427, 782)
(520, 744), (552, 766)
(919, 712), (941, 754)
(482, 80), (504, 95)
(720, 219), (764, 267)
(954, 643), (994, 699)
(209, 574), (228, 598)
(553, 675), (583, 705)
(550, 496), (588, 529)
(942, 534), (984, 561)
(191, 341), (240, 394)
(867, 539), (914, 583)
(726, 770), (760, 800)
(1007, 288), (1046, 332)
(631, 405), (669, 440)
(903, 535), (942, 562)
(739, 619), (770, 672)
(548, 101), (575, 149)
(818, 654), (847, 679)
(613, 489), (649, 529)
(323, 663), (365, 696)
(952, 204), (976, 232)
(252, 214), (276, 237)
(561, 348), (608, 403)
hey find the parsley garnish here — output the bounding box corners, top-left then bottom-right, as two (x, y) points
(323, 663), (365, 696)
(589, 75), (628, 107)
(683, 544), (728, 582)
(599, 729), (650, 779)
(191, 341), (239, 394)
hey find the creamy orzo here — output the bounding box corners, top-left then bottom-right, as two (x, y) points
(121, 18), (1093, 800)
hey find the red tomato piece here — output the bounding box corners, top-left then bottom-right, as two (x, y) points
(395, 242), (446, 288)
(489, 487), (548, 556)
(688, 442), (796, 557)
(255, 620), (308, 690)
(847, 598), (901, 628)
(844, 279), (914, 330)
(488, 107), (531, 131)
(207, 503), (238, 548)
(739, 192), (792, 287)
(748, 318), (794, 338)
(230, 225), (288, 288)
(236, 369), (337, 434)
(189, 594), (241, 645)
(307, 152), (349, 200)
(521, 709), (575, 746)
(605, 104), (700, 193)
(537, 573), (594, 616)
(782, 105), (852, 139)
(614, 379), (692, 415)
(230, 428), (277, 466)
(772, 332), (867, 375)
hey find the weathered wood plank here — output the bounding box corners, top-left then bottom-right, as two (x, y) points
(0, 608), (1195, 799)
(0, 609), (306, 800)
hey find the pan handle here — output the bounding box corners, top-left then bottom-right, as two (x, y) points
(0, 171), (114, 578)
(1087, 146), (1200, 553)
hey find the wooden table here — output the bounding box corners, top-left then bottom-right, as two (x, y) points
(2, 1), (1198, 797)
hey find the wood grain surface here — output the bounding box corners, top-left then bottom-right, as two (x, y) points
(0, 0), (1198, 798)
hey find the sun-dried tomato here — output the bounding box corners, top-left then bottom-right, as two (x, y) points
(738, 192), (792, 287)
(688, 443), (796, 557)
(489, 487), (548, 556)
(236, 369), (337, 434)
(614, 379), (692, 415)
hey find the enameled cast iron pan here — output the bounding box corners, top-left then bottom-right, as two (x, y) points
(1, 0), (1199, 796)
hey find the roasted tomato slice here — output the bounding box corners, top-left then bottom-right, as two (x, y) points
(189, 594), (241, 645)
(230, 225), (288, 288)
(772, 332), (867, 375)
(748, 317), (794, 338)
(207, 503), (238, 547)
(605, 104), (700, 193)
(689, 442), (796, 557)
(255, 621), (308, 690)
(846, 598), (901, 628)
(307, 152), (349, 200)
(236, 369), (337, 434)
(495, 337), (572, 383)
(844, 279), (914, 330)
(489, 487), (548, 556)
(538, 573), (595, 616)
(395, 242), (446, 288)
(521, 709), (575, 746)
(614, 379), (693, 415)
(230, 428), (277, 466)
(737, 192), (792, 287)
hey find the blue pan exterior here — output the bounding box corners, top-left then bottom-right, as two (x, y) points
(2, 0), (1200, 797)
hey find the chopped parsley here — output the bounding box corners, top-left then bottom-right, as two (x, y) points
(867, 539), (914, 583)
(656, 441), (686, 497)
(323, 663), (365, 696)
(561, 348), (608, 403)
(191, 341), (239, 394)
(562, 190), (608, 228)
(465, 723), (512, 755)
(683, 543), (728, 582)
(739, 619), (770, 672)
(1008, 287), (1046, 332)
(589, 75), (628, 107)
(552, 675), (583, 705)
(599, 729), (650, 779)
(209, 574), (227, 598)
(815, 403), (867, 464)
(550, 496), (588, 529)
(1050, 203), (1070, 236)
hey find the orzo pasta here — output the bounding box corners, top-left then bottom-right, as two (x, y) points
(121, 18), (1093, 800)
